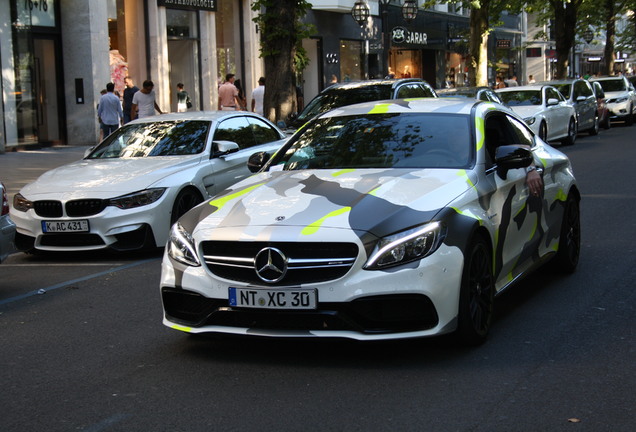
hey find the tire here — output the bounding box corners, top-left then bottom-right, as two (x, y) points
(171, 188), (203, 225)
(588, 113), (599, 135)
(456, 236), (495, 346)
(601, 112), (611, 130)
(538, 122), (548, 141)
(625, 105), (634, 126)
(560, 117), (577, 146)
(551, 195), (580, 274)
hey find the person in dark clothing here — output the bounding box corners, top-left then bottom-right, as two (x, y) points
(122, 76), (139, 124)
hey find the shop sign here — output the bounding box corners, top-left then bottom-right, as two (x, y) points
(391, 26), (427, 47)
(19, 0), (56, 27)
(157, 0), (217, 12)
(496, 39), (511, 48)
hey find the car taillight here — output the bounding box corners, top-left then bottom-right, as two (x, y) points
(1, 183), (9, 216)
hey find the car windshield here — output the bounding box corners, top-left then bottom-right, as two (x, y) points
(552, 84), (571, 98)
(271, 113), (472, 170)
(596, 79), (626, 92)
(498, 90), (542, 106)
(297, 85), (394, 122)
(87, 120), (210, 159)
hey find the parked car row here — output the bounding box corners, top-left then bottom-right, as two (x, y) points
(6, 78), (587, 346)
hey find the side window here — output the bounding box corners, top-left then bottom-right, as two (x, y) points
(396, 84), (427, 99)
(484, 114), (513, 165)
(581, 82), (593, 97)
(213, 116), (254, 149)
(506, 116), (534, 147)
(546, 87), (561, 102)
(247, 117), (282, 145)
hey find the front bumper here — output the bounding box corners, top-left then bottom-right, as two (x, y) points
(160, 242), (465, 341)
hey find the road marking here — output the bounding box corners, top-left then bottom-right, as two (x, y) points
(0, 258), (159, 306)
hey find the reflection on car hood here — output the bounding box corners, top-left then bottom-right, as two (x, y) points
(185, 168), (476, 237)
(508, 105), (542, 117)
(604, 91), (630, 99)
(21, 156), (201, 197)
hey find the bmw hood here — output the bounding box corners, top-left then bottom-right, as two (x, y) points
(20, 156), (201, 198)
(182, 168), (477, 238)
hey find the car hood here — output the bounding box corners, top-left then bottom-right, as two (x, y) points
(604, 90), (630, 100)
(182, 168), (477, 238)
(20, 156), (201, 198)
(509, 105), (543, 118)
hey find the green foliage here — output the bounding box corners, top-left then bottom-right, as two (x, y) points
(251, 0), (315, 73)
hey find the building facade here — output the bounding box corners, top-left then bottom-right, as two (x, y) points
(0, 0), (262, 153)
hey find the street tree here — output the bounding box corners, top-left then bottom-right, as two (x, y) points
(251, 0), (312, 123)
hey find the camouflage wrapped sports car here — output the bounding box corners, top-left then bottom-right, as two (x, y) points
(160, 98), (580, 345)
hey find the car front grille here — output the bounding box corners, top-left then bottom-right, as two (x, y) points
(66, 199), (107, 217)
(162, 288), (439, 334)
(39, 233), (105, 247)
(201, 241), (359, 286)
(33, 199), (107, 217)
(34, 200), (63, 217)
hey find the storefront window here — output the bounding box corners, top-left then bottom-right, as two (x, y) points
(340, 40), (363, 82)
(392, 49), (422, 79)
(216, 1), (238, 83)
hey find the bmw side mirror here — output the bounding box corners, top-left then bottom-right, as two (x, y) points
(547, 98), (559, 106)
(212, 141), (240, 158)
(247, 151), (271, 173)
(576, 96), (587, 102)
(495, 145), (533, 180)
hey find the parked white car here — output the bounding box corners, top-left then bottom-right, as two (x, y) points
(496, 85), (578, 145)
(11, 112), (287, 253)
(590, 75), (636, 126)
(1, 182), (16, 264)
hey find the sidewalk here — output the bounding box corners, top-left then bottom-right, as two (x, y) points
(0, 145), (91, 199)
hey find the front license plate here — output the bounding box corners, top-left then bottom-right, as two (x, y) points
(42, 220), (90, 233)
(229, 287), (317, 310)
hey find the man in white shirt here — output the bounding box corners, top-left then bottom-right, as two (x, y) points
(131, 80), (164, 120)
(97, 82), (123, 138)
(251, 77), (265, 116)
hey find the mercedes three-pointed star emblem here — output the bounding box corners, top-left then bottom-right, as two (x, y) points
(254, 247), (288, 283)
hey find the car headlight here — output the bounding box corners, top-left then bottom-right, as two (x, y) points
(615, 96), (628, 103)
(13, 193), (34, 212)
(107, 188), (166, 209)
(167, 222), (201, 267)
(364, 222), (446, 270)
(523, 116), (536, 125)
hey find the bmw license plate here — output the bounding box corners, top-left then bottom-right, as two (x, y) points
(229, 287), (317, 310)
(42, 220), (89, 233)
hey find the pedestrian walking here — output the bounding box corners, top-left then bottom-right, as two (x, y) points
(176, 83), (191, 112)
(251, 77), (265, 115)
(218, 73), (241, 111)
(97, 82), (123, 139)
(122, 77), (139, 124)
(234, 79), (247, 111)
(131, 80), (164, 120)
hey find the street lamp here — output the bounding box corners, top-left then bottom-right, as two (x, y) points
(380, 0), (391, 78)
(401, 0), (418, 23)
(583, 28), (594, 44)
(351, 0), (370, 27)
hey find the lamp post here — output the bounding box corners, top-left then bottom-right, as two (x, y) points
(401, 0), (418, 23)
(380, 0), (391, 77)
(351, 0), (370, 27)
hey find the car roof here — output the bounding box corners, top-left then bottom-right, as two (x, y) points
(127, 111), (270, 124)
(496, 84), (548, 92)
(589, 76), (624, 81)
(316, 97), (491, 118)
(437, 86), (492, 96)
(321, 78), (432, 92)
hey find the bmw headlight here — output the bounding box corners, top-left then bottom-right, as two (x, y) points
(108, 188), (166, 209)
(364, 222), (446, 270)
(13, 193), (34, 212)
(167, 222), (201, 267)
(524, 116), (536, 125)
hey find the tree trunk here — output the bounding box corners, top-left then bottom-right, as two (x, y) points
(260, 0), (299, 123)
(551, 0), (580, 79)
(468, 4), (490, 87)
(603, 0), (616, 75)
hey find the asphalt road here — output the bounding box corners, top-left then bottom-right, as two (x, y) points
(1, 125), (635, 432)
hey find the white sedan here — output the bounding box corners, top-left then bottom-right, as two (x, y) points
(11, 112), (287, 253)
(496, 84), (578, 145)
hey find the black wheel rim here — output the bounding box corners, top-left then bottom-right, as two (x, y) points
(173, 192), (199, 224)
(468, 244), (493, 333)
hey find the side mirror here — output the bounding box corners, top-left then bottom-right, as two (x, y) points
(277, 120), (287, 129)
(212, 140), (240, 157)
(247, 151), (271, 173)
(546, 98), (559, 106)
(495, 145), (533, 180)
(576, 95), (587, 102)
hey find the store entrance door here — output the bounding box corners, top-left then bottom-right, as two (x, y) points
(32, 37), (63, 145)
